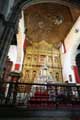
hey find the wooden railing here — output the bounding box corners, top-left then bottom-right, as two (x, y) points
(0, 82), (80, 109)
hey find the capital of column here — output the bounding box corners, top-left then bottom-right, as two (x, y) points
(9, 71), (22, 82)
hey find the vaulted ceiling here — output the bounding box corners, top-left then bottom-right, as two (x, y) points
(24, 3), (80, 47)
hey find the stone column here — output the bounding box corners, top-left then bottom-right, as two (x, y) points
(0, 24), (14, 73)
(0, 0), (16, 77)
(0, 13), (21, 80)
(0, 15), (5, 41)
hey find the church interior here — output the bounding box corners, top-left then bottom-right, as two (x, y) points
(7, 2), (80, 84)
(0, 1), (80, 117)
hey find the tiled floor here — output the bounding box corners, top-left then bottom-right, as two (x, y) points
(0, 117), (77, 120)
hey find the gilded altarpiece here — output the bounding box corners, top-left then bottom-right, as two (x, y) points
(22, 40), (63, 83)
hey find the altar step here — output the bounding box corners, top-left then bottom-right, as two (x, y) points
(27, 91), (80, 109)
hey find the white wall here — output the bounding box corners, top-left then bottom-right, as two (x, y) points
(8, 11), (25, 72)
(60, 16), (80, 83)
(8, 45), (17, 71)
(15, 11), (25, 72)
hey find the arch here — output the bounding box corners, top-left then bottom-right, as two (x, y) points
(0, 0), (15, 20)
(4, 0), (80, 76)
(20, 0), (80, 10)
(11, 0), (80, 23)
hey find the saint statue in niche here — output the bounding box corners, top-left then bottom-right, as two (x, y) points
(32, 71), (36, 81)
(55, 72), (59, 81)
(24, 70), (29, 81)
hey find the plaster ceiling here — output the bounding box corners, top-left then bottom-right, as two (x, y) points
(24, 3), (80, 47)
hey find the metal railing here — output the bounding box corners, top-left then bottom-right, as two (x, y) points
(0, 82), (80, 109)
